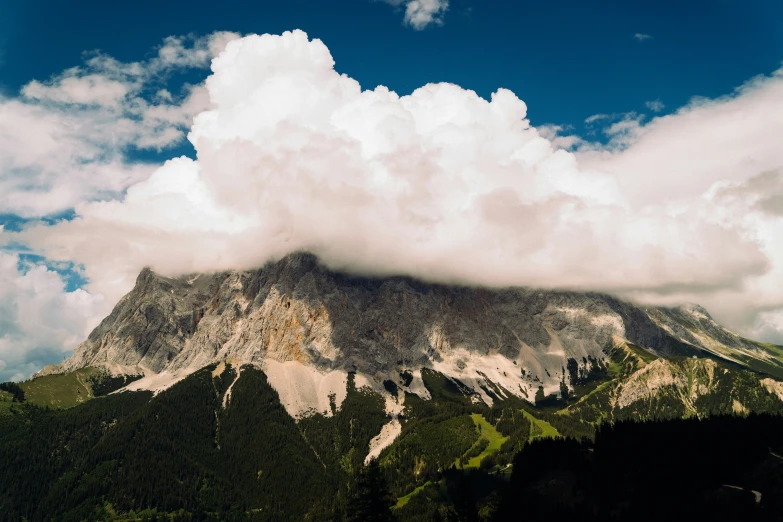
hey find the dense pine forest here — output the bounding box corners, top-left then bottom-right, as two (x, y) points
(495, 414), (783, 522)
(1, 361), (783, 521)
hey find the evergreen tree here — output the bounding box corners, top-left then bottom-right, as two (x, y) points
(346, 459), (395, 522)
(0, 381), (25, 402)
(559, 380), (569, 401)
(453, 473), (478, 522)
(534, 385), (545, 404)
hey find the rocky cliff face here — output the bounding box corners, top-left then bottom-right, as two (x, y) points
(47, 253), (783, 415)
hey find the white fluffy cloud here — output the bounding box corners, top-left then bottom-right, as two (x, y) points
(580, 71), (783, 208)
(382, 0), (449, 30)
(0, 31), (239, 217)
(574, 69), (783, 336)
(4, 30), (783, 380)
(0, 251), (104, 382)
(9, 30), (783, 347)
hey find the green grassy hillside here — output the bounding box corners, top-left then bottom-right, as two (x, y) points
(15, 367), (143, 409)
(19, 367), (101, 408)
(456, 414), (508, 469)
(395, 481), (431, 509)
(521, 410), (559, 440)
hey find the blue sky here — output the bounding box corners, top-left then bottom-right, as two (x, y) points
(0, 0), (782, 381)
(2, 0), (782, 135)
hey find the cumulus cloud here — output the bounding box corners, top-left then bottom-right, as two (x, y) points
(2, 29), (783, 378)
(0, 31), (239, 217)
(634, 33), (652, 41)
(577, 69), (783, 337)
(0, 251), (104, 381)
(580, 72), (783, 207)
(382, 0), (449, 29)
(4, 30), (780, 349)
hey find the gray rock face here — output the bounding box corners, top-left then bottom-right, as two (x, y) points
(54, 253), (783, 395)
(61, 267), (214, 373)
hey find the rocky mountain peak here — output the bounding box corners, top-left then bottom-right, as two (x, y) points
(46, 253), (783, 416)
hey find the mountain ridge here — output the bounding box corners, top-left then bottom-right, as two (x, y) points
(36, 252), (783, 418)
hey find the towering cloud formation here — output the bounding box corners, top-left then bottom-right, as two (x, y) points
(4, 30), (783, 380)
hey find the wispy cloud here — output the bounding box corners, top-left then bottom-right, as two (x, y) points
(537, 124), (584, 150)
(645, 99), (665, 112)
(0, 31), (239, 217)
(634, 33), (652, 42)
(381, 0), (449, 30)
(585, 113), (611, 124)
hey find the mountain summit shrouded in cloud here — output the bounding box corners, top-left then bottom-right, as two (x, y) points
(2, 30), (783, 379)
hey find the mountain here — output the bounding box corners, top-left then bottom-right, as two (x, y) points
(40, 252), (783, 413)
(5, 252), (783, 520)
